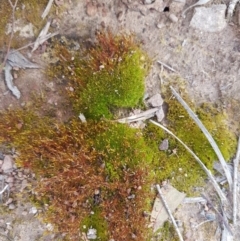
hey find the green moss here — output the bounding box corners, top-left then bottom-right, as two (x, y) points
(48, 32), (150, 120)
(157, 221), (179, 241)
(81, 207), (108, 240)
(93, 122), (154, 181)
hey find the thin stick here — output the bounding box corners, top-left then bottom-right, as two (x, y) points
(170, 86), (233, 190)
(202, 193), (233, 236)
(156, 184), (184, 241)
(150, 120), (227, 203)
(0, 0), (19, 74)
(157, 60), (177, 73)
(233, 136), (240, 225)
(117, 107), (160, 123)
(41, 0), (54, 19)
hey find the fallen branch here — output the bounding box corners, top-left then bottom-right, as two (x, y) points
(170, 86), (233, 190)
(41, 0), (54, 19)
(157, 60), (177, 73)
(150, 120), (227, 203)
(233, 136), (240, 225)
(156, 184), (184, 241)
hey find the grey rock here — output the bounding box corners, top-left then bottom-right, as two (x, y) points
(159, 139), (169, 151)
(147, 93), (163, 107)
(2, 155), (13, 173)
(155, 106), (165, 122)
(205, 211), (216, 221)
(190, 5), (227, 32)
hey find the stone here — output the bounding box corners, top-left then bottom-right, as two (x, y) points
(159, 139), (169, 151)
(155, 106), (165, 122)
(190, 5), (227, 32)
(147, 93), (164, 107)
(29, 206), (38, 215)
(6, 176), (14, 183)
(8, 203), (15, 210)
(2, 155), (13, 173)
(168, 13), (178, 23)
(86, 2), (97, 16)
(117, 11), (124, 22)
(205, 211), (216, 221)
(87, 228), (97, 239)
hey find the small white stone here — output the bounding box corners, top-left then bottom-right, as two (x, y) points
(2, 155), (14, 173)
(29, 206), (38, 214)
(87, 228), (97, 239)
(147, 93), (164, 107)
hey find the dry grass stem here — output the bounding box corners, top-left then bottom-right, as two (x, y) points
(157, 60), (177, 73)
(41, 0), (54, 19)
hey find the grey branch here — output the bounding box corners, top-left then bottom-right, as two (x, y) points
(150, 120), (227, 203)
(170, 86), (233, 190)
(156, 184), (185, 241)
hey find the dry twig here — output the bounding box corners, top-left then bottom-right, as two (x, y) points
(0, 0), (19, 74)
(157, 60), (177, 73)
(117, 107), (160, 123)
(156, 184), (184, 241)
(150, 120), (227, 203)
(41, 0), (54, 19)
(170, 86), (233, 190)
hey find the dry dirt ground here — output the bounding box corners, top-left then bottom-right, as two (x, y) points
(0, 0), (240, 240)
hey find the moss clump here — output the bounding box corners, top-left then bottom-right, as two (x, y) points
(49, 31), (150, 119)
(144, 96), (237, 194)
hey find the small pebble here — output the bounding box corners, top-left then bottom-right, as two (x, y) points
(117, 11), (124, 22)
(6, 176), (14, 183)
(168, 13), (178, 23)
(5, 198), (13, 205)
(86, 2), (97, 16)
(8, 204), (15, 210)
(159, 139), (169, 151)
(2, 155), (14, 173)
(29, 206), (38, 215)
